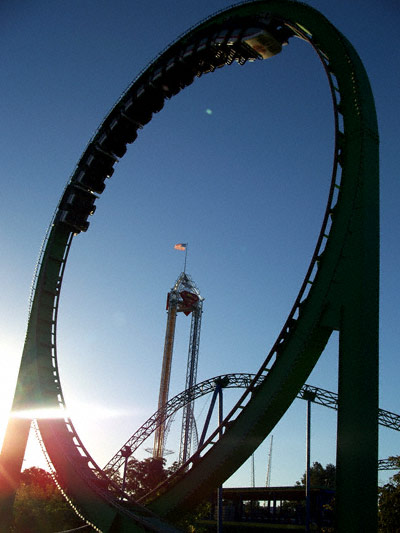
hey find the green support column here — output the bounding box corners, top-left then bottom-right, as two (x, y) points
(337, 303), (379, 531)
(336, 124), (379, 530)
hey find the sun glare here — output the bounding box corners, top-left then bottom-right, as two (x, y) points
(11, 403), (128, 421)
(0, 336), (23, 447)
(0, 332), (129, 466)
(11, 407), (68, 420)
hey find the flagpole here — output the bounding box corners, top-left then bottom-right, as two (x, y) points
(184, 244), (188, 273)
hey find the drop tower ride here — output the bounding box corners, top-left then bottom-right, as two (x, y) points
(153, 271), (204, 465)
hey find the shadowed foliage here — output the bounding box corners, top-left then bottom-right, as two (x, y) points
(379, 456), (400, 532)
(12, 467), (83, 532)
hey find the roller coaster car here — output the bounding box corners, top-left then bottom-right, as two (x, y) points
(196, 37), (209, 54)
(75, 150), (115, 194)
(96, 108), (144, 159)
(226, 28), (242, 47)
(59, 185), (97, 215)
(97, 128), (127, 159)
(242, 28), (282, 58)
(214, 28), (230, 46)
(157, 58), (194, 98)
(124, 95), (152, 126)
(136, 83), (165, 114)
(75, 169), (107, 194)
(182, 43), (196, 60)
(207, 26), (259, 64)
(112, 113), (139, 144)
(167, 57), (197, 88)
(58, 210), (90, 233)
(196, 42), (227, 73)
(58, 185), (97, 233)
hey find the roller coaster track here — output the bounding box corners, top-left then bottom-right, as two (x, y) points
(105, 372), (400, 476)
(0, 1), (378, 532)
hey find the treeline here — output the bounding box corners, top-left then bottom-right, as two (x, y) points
(11, 456), (400, 531)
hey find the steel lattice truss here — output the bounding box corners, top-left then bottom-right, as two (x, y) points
(378, 458), (400, 471)
(104, 374), (400, 476)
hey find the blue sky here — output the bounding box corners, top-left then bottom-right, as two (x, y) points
(1, 0), (399, 489)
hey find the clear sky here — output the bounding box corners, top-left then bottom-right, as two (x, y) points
(1, 0), (399, 490)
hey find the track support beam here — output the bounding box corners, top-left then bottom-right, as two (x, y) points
(335, 127), (379, 531)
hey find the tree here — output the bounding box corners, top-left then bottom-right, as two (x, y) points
(296, 461), (336, 489)
(379, 456), (400, 531)
(123, 457), (171, 499)
(118, 457), (209, 531)
(12, 467), (84, 532)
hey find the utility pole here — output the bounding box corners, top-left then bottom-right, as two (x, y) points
(217, 386), (223, 533)
(120, 445), (132, 495)
(302, 390), (316, 532)
(266, 435), (273, 487)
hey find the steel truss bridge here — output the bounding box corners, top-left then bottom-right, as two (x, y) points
(0, 1), (379, 532)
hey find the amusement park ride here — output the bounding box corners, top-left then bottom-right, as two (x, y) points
(153, 267), (204, 465)
(0, 1), (381, 531)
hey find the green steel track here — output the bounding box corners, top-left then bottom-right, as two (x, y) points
(0, 1), (378, 532)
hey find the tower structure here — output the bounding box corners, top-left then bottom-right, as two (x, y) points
(153, 272), (203, 462)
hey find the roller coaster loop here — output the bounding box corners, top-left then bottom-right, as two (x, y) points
(0, 1), (378, 532)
